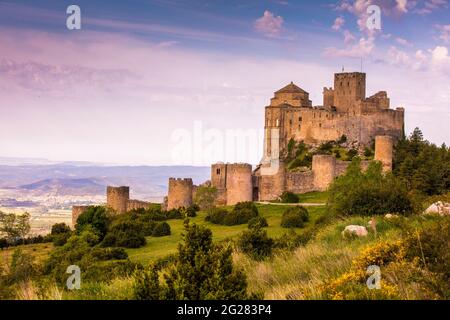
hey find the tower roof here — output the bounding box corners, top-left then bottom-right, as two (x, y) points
(275, 82), (307, 94)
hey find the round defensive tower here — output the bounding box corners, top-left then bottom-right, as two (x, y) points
(312, 155), (336, 191)
(167, 178), (193, 210)
(374, 135), (393, 172)
(106, 186), (130, 214)
(225, 163), (253, 206)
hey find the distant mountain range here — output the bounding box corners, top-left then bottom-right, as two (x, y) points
(0, 158), (210, 201)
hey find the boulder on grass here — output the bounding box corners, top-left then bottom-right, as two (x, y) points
(424, 201), (450, 216)
(342, 225), (368, 238)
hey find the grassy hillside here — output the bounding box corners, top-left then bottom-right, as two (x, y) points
(125, 203), (327, 264)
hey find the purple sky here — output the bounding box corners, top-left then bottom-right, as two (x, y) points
(0, 1), (449, 165)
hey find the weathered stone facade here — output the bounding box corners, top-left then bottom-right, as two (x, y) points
(106, 186), (129, 214)
(210, 163), (253, 206)
(263, 72), (404, 163)
(167, 178), (193, 210)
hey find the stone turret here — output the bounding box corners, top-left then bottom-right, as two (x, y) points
(167, 178), (193, 210)
(312, 155), (336, 191)
(107, 186), (130, 214)
(225, 163), (253, 205)
(374, 135), (393, 172)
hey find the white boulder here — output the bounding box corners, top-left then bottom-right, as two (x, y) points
(384, 213), (398, 219)
(424, 201), (450, 216)
(342, 225), (368, 237)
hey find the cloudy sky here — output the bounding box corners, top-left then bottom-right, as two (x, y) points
(0, 0), (449, 165)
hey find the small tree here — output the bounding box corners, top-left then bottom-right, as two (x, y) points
(75, 206), (110, 239)
(279, 191), (299, 203)
(0, 212), (30, 242)
(193, 186), (217, 210)
(51, 223), (71, 235)
(133, 220), (249, 300)
(238, 226), (274, 260)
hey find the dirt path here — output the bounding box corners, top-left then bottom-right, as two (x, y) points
(256, 202), (326, 206)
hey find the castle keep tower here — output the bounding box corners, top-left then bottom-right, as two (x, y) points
(107, 186), (130, 214)
(167, 178), (193, 210)
(312, 155), (336, 191)
(333, 72), (366, 113)
(374, 135), (394, 172)
(225, 163), (253, 205)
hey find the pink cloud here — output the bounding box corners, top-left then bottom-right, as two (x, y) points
(436, 24), (450, 43)
(323, 36), (375, 58)
(332, 16), (346, 31)
(254, 10), (284, 37)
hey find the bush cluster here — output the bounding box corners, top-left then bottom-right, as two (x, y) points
(327, 159), (415, 216)
(247, 216), (268, 229)
(237, 226), (274, 260)
(279, 191), (299, 203)
(281, 206), (309, 228)
(206, 202), (259, 226)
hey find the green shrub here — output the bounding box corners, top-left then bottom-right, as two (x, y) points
(274, 228), (315, 249)
(75, 206), (110, 239)
(102, 221), (146, 248)
(90, 247), (128, 260)
(205, 207), (229, 224)
(133, 220), (249, 299)
(327, 159), (415, 216)
(281, 206), (309, 228)
(52, 232), (71, 246)
(280, 191), (299, 203)
(237, 226), (274, 260)
(51, 223), (71, 235)
(152, 222), (171, 237)
(83, 260), (140, 283)
(206, 202), (259, 226)
(166, 209), (184, 219)
(248, 216), (268, 229)
(186, 204), (200, 217)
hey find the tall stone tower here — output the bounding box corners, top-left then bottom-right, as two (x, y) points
(225, 163), (253, 205)
(374, 135), (394, 172)
(106, 186), (130, 214)
(167, 178), (193, 210)
(333, 72), (366, 113)
(211, 163), (228, 205)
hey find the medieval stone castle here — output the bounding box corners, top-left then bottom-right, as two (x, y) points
(72, 71), (404, 225)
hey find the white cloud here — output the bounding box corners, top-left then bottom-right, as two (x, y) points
(332, 16), (346, 31)
(396, 37), (413, 46)
(430, 46), (450, 67)
(396, 0), (409, 13)
(254, 10), (284, 37)
(323, 36), (375, 58)
(386, 45), (450, 72)
(414, 0), (448, 14)
(436, 24), (450, 43)
(344, 30), (357, 44)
